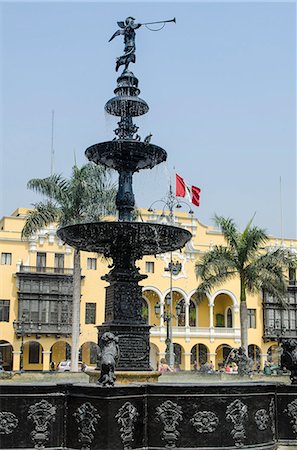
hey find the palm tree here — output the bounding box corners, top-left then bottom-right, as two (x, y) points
(22, 163), (116, 371)
(195, 215), (296, 353)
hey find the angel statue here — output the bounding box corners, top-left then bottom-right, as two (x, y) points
(109, 17), (141, 72)
(109, 16), (176, 72)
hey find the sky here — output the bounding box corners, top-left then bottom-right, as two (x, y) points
(1, 1), (296, 238)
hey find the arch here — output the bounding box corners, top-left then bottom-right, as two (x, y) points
(23, 341), (44, 370)
(213, 293), (234, 328)
(141, 297), (149, 324)
(267, 345), (279, 365)
(173, 342), (185, 370)
(211, 289), (239, 309)
(79, 342), (99, 366)
(215, 344), (233, 370)
(150, 343), (159, 371)
(51, 341), (71, 366)
(142, 286), (162, 301)
(163, 287), (187, 301)
(0, 340), (13, 371)
(248, 344), (261, 370)
(191, 343), (209, 367)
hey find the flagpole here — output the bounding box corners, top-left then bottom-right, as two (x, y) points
(279, 176), (284, 244)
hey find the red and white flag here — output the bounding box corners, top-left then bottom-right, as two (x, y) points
(176, 173), (201, 206)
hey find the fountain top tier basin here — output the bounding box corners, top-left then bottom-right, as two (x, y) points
(57, 222), (192, 258)
(105, 70), (149, 117)
(85, 140), (167, 172)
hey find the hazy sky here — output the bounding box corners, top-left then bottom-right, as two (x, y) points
(1, 1), (296, 238)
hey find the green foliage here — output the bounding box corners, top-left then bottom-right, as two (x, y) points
(196, 215), (296, 304)
(22, 163), (117, 239)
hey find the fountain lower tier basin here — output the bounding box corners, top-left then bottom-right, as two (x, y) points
(0, 382), (295, 449)
(85, 140), (167, 171)
(57, 222), (192, 257)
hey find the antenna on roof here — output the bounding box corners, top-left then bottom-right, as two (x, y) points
(50, 110), (55, 176)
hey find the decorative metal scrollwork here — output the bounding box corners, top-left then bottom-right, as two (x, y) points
(115, 401), (139, 450)
(190, 410), (219, 433)
(0, 411), (18, 435)
(255, 409), (269, 430)
(226, 399), (248, 448)
(73, 402), (101, 450)
(28, 399), (56, 448)
(155, 400), (183, 448)
(284, 398), (297, 434)
(269, 398), (276, 440)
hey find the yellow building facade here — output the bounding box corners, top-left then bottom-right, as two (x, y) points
(0, 208), (296, 372)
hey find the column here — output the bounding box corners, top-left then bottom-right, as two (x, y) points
(183, 352), (192, 371)
(208, 302), (214, 328)
(12, 351), (21, 371)
(185, 301), (190, 327)
(42, 351), (51, 371)
(260, 353), (268, 370)
(208, 353), (217, 370)
(160, 296), (165, 328)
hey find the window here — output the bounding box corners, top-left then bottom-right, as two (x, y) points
(54, 253), (64, 273)
(227, 308), (233, 328)
(145, 261), (155, 273)
(85, 303), (96, 324)
(216, 313), (224, 327)
(1, 253), (12, 265)
(36, 252), (46, 272)
(87, 258), (97, 270)
(0, 300), (10, 322)
(248, 309), (256, 328)
(28, 342), (41, 364)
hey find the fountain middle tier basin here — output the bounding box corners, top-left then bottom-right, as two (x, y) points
(57, 222), (192, 257)
(85, 140), (167, 171)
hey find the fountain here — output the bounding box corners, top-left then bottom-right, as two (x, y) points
(1, 17), (297, 450)
(57, 16), (191, 372)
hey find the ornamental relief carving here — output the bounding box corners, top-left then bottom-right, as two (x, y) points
(0, 411), (18, 435)
(269, 398), (276, 440)
(155, 400), (183, 449)
(226, 399), (248, 448)
(73, 402), (101, 450)
(28, 399), (56, 448)
(190, 410), (219, 434)
(284, 398), (297, 435)
(255, 409), (269, 430)
(115, 401), (139, 450)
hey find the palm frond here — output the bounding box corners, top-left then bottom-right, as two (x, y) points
(196, 271), (237, 301)
(21, 201), (61, 238)
(196, 246), (238, 280)
(27, 174), (68, 202)
(213, 215), (239, 250)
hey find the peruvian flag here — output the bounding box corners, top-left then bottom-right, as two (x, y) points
(176, 173), (201, 206)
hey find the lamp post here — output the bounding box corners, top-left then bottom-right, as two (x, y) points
(154, 294), (181, 367)
(148, 184), (194, 367)
(13, 314), (25, 372)
(148, 184), (192, 368)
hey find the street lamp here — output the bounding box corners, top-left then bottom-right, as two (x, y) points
(13, 314), (25, 372)
(148, 183), (192, 368)
(268, 318), (286, 369)
(154, 293), (181, 367)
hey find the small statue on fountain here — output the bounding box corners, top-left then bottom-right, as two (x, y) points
(97, 332), (120, 387)
(109, 16), (176, 72)
(231, 347), (253, 376)
(109, 17), (141, 72)
(281, 338), (297, 384)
